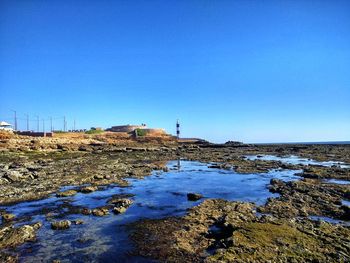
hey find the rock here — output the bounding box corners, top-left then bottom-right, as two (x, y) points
(187, 193), (203, 201)
(81, 208), (92, 215)
(56, 190), (77, 197)
(0, 222), (42, 249)
(4, 171), (23, 182)
(51, 220), (71, 230)
(2, 213), (15, 221)
(108, 197), (133, 208)
(94, 175), (104, 180)
(0, 251), (18, 263)
(72, 219), (84, 225)
(80, 186), (98, 193)
(113, 206), (127, 214)
(340, 205), (350, 220)
(92, 207), (109, 216)
(78, 145), (91, 151)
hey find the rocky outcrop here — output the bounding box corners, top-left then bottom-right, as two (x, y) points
(130, 199), (350, 262)
(0, 222), (42, 249)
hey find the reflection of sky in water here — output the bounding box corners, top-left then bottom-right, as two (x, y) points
(245, 155), (350, 168)
(309, 216), (350, 226)
(342, 200), (350, 207)
(0, 160), (343, 262)
(323, 179), (350, 185)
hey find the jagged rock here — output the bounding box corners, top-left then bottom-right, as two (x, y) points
(92, 207), (109, 216)
(0, 222), (42, 249)
(113, 206), (127, 214)
(108, 197), (133, 208)
(51, 220), (71, 230)
(4, 171), (23, 182)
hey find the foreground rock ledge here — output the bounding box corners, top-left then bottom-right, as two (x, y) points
(0, 222), (42, 249)
(129, 199), (350, 263)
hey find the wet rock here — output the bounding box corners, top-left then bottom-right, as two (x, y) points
(108, 197), (133, 208)
(2, 213), (15, 222)
(80, 186), (98, 193)
(81, 208), (92, 215)
(340, 205), (350, 220)
(56, 190), (77, 197)
(187, 193), (203, 201)
(113, 206), (127, 214)
(72, 219), (84, 225)
(51, 220), (71, 230)
(0, 222), (42, 249)
(0, 251), (18, 263)
(92, 207), (109, 216)
(130, 199), (350, 263)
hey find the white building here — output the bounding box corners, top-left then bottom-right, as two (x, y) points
(0, 121), (13, 132)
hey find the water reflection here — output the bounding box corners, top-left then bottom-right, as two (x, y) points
(0, 161), (312, 262)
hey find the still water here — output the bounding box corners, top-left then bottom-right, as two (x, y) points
(0, 159), (347, 262)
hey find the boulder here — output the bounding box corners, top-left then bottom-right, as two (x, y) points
(92, 207), (109, 216)
(113, 207), (127, 214)
(187, 193), (203, 201)
(51, 220), (71, 230)
(108, 198), (133, 208)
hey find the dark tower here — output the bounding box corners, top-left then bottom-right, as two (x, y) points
(176, 120), (180, 139)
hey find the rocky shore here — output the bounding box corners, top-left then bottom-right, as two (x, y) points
(0, 133), (349, 262)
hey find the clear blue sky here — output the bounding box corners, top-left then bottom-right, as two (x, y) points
(1, 0), (349, 143)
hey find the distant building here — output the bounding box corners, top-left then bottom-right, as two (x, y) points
(106, 124), (147, 133)
(0, 121), (13, 132)
(106, 124), (166, 136)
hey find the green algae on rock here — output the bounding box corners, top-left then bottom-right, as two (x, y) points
(130, 199), (350, 262)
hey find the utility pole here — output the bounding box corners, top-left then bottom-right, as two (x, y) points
(36, 116), (39, 132)
(25, 114), (29, 131)
(11, 110), (17, 131)
(176, 119), (180, 139)
(63, 116), (67, 132)
(42, 119), (45, 132)
(50, 117), (53, 132)
(74, 119), (76, 131)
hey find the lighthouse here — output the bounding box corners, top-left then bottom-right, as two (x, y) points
(176, 120), (180, 139)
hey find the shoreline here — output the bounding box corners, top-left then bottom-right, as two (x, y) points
(0, 134), (349, 262)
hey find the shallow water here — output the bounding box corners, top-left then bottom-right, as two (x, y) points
(323, 178), (350, 185)
(309, 215), (350, 226)
(342, 200), (350, 207)
(245, 155), (350, 168)
(0, 160), (322, 262)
